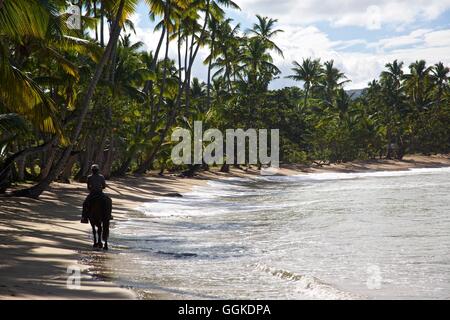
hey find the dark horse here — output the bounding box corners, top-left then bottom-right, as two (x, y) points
(87, 195), (112, 250)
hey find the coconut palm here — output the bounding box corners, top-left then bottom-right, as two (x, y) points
(430, 62), (449, 110)
(211, 19), (242, 92)
(320, 60), (350, 104)
(381, 59), (404, 88)
(246, 15), (284, 57)
(0, 0), (62, 134)
(13, 0), (130, 197)
(240, 37), (281, 91)
(204, 0), (241, 109)
(287, 58), (323, 108)
(404, 60), (433, 110)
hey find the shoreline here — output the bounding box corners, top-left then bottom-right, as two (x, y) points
(1, 154), (449, 299)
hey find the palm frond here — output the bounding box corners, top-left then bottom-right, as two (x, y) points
(0, 0), (50, 41)
(0, 41), (62, 135)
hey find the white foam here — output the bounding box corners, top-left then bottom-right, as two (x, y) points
(254, 263), (363, 300)
(136, 166), (450, 218)
(257, 166), (450, 182)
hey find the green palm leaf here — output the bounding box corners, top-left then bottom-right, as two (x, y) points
(0, 0), (50, 41)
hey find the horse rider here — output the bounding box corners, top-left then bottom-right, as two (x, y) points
(81, 164), (113, 223)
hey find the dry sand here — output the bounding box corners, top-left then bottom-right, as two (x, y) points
(0, 154), (449, 300)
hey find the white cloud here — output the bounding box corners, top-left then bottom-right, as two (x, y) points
(271, 25), (450, 89)
(424, 29), (450, 47)
(367, 29), (431, 51)
(237, 0), (450, 29)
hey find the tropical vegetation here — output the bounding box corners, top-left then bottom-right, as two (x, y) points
(0, 0), (449, 198)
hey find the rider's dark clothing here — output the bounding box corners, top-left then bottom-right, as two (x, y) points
(87, 173), (106, 193)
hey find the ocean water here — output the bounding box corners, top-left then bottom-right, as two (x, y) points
(108, 167), (450, 299)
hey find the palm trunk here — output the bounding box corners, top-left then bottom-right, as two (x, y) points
(207, 32), (214, 109)
(94, 1), (98, 42)
(109, 43), (118, 83)
(133, 23), (171, 175)
(190, 0), (210, 70)
(304, 85), (309, 108)
(146, 3), (170, 136)
(75, 137), (94, 180)
(144, 26), (166, 94)
(176, 26), (185, 114)
(0, 139), (55, 179)
(100, 1), (105, 47)
(114, 145), (137, 176)
(102, 106), (114, 179)
(386, 127), (393, 159)
(150, 12), (170, 131)
(40, 146), (57, 180)
(184, 34), (188, 83)
(102, 135), (114, 179)
(11, 0), (126, 198)
(134, 1), (211, 175)
(185, 34), (195, 112)
(0, 139), (55, 193)
(177, 25), (182, 110)
(60, 151), (79, 183)
(16, 156), (25, 181)
(94, 129), (107, 164)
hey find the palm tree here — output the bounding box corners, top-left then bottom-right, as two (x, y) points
(404, 60), (433, 110)
(287, 58), (323, 108)
(379, 60), (408, 159)
(430, 62), (449, 110)
(0, 0), (62, 134)
(246, 15), (284, 57)
(211, 19), (241, 93)
(320, 60), (350, 104)
(240, 37), (281, 91)
(13, 0), (129, 198)
(381, 60), (404, 88)
(334, 89), (352, 120)
(203, 0), (240, 108)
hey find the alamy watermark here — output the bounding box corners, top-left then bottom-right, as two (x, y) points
(66, 1), (82, 30)
(171, 121), (280, 174)
(66, 265), (81, 289)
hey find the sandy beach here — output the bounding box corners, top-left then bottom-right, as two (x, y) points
(1, 154), (449, 300)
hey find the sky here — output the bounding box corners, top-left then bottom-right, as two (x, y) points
(128, 0), (450, 90)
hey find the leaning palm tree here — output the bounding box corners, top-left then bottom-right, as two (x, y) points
(12, 0), (130, 198)
(287, 58), (323, 108)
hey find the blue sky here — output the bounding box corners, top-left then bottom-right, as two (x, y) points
(129, 0), (450, 89)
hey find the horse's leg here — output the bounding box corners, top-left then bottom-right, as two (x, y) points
(102, 220), (109, 251)
(97, 224), (103, 248)
(91, 224), (97, 248)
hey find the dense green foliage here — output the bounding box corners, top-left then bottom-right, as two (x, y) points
(0, 0), (449, 197)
